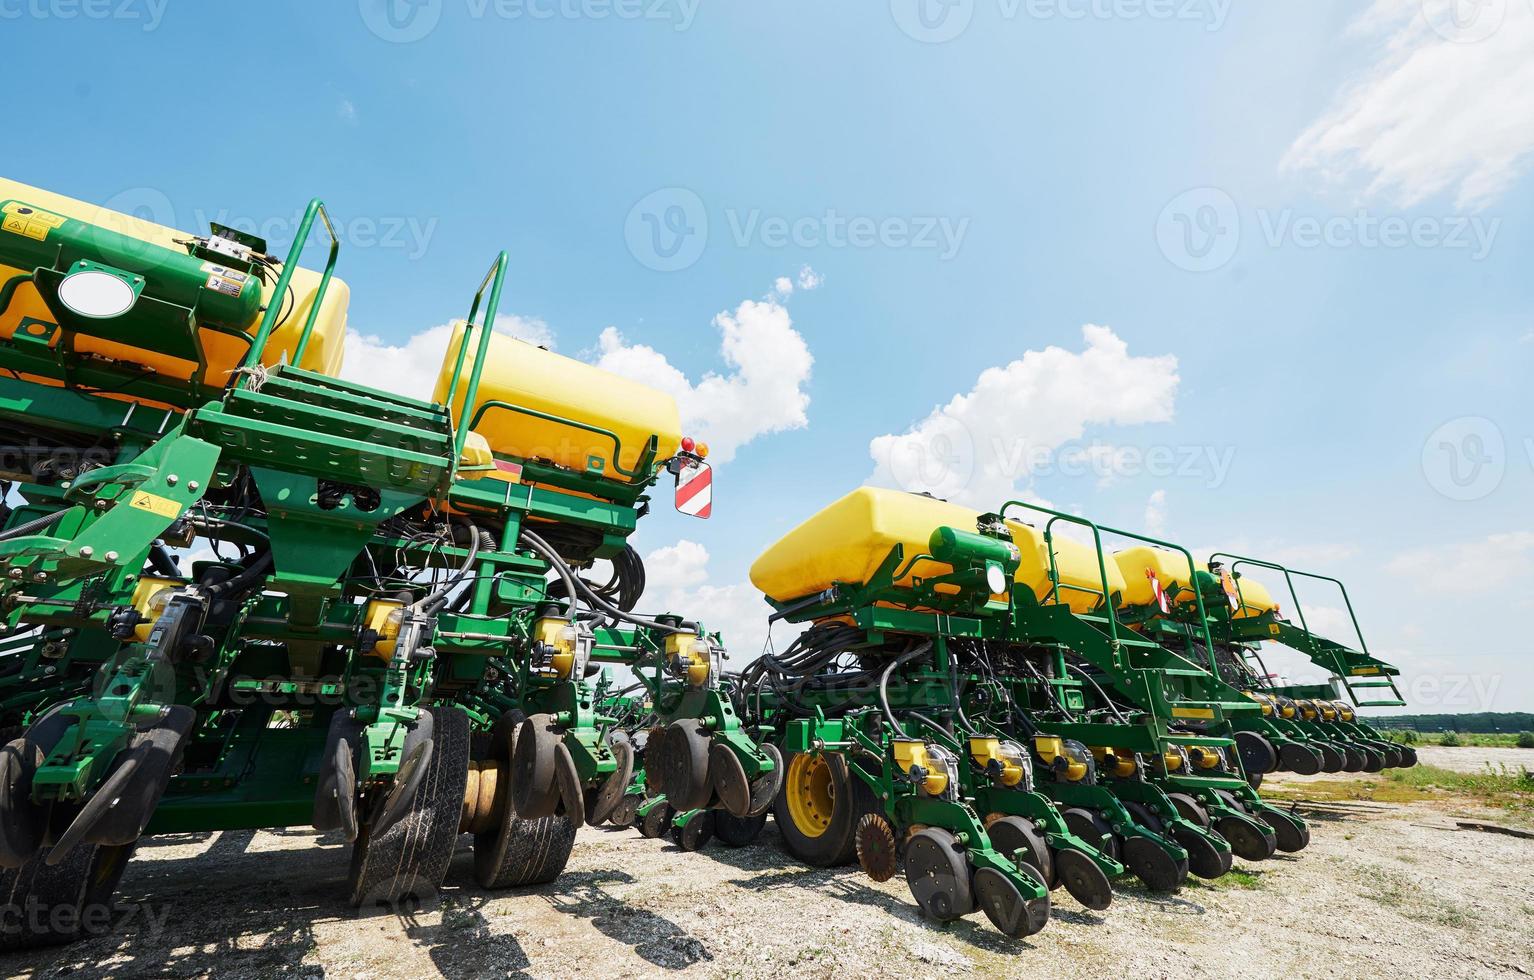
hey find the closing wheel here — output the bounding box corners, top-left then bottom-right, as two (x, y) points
(671, 810), (715, 851)
(1278, 742), (1324, 776)
(1215, 815), (1277, 862)
(638, 801), (674, 839)
(709, 741), (752, 817)
(85, 705), (196, 847)
(1167, 792), (1211, 830)
(586, 735), (635, 827)
(1340, 746), (1365, 772)
(1234, 731), (1278, 776)
(904, 828), (974, 922)
(1173, 827), (1227, 879)
(975, 864), (1050, 939)
(610, 793), (643, 829)
(1054, 848), (1113, 911)
(1358, 747), (1386, 773)
(745, 742), (783, 817)
(985, 815), (1053, 888)
(855, 813), (899, 882)
(511, 714), (561, 819)
(1121, 836), (1182, 893)
(348, 706), (470, 907)
(654, 720), (711, 813)
(552, 742), (585, 826)
(1400, 745), (1418, 767)
(313, 710), (365, 839)
(773, 751), (862, 867)
(1317, 743), (1346, 773)
(1062, 808), (1119, 862)
(1260, 808), (1310, 853)
(713, 810), (768, 847)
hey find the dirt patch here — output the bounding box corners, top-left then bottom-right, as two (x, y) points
(1414, 745), (1534, 774)
(3, 779), (1532, 980)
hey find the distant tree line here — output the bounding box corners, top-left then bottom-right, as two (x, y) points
(1369, 712), (1534, 733)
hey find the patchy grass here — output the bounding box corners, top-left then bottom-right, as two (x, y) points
(1260, 777), (1436, 805)
(1185, 869), (1264, 891)
(1358, 866), (1477, 928)
(1379, 730), (1534, 749)
(1385, 763), (1534, 813)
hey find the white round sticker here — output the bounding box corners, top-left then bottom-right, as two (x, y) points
(57, 270), (136, 319)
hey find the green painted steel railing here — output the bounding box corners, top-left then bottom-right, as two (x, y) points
(238, 199), (341, 384)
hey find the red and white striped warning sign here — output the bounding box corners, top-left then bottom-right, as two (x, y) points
(675, 460), (713, 519)
(1146, 569), (1169, 614)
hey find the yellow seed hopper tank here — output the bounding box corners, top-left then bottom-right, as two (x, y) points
(750, 487), (1127, 615)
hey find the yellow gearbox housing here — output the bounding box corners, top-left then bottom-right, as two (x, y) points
(433, 323), (682, 484)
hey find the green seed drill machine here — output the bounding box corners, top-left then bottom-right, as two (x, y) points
(0, 179), (777, 948)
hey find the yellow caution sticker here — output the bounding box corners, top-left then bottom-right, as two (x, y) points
(1351, 666), (1380, 676)
(1268, 624), (1280, 636)
(2, 202), (66, 242)
(1171, 706), (1215, 720)
(128, 491), (182, 519)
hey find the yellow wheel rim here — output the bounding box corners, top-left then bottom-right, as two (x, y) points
(785, 753), (837, 839)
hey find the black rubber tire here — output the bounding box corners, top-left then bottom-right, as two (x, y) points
(986, 815), (1053, 887)
(348, 706), (470, 907)
(905, 828), (974, 922)
(1341, 746), (1365, 772)
(0, 843), (133, 951)
(772, 752), (866, 868)
(478, 814), (577, 888)
(1400, 746), (1419, 767)
(1317, 744), (1346, 773)
(1358, 747), (1386, 773)
(0, 738), (49, 868)
(713, 810), (768, 848)
(1062, 808), (1120, 862)
(1278, 742), (1324, 776)
(610, 793), (644, 830)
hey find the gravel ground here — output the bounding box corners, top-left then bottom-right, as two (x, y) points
(3, 755), (1531, 980)
(1412, 745), (1534, 773)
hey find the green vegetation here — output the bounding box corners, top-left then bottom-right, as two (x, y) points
(1378, 729), (1533, 748)
(1185, 869), (1264, 891)
(1368, 712), (1534, 734)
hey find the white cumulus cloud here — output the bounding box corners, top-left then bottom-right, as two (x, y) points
(867, 325), (1178, 508)
(1144, 489), (1168, 536)
(593, 290), (813, 463)
(1283, 0), (1534, 209)
(642, 540), (775, 659)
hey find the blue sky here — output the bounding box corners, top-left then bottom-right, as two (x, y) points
(7, 0), (1532, 712)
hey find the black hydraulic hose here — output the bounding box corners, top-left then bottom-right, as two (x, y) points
(146, 545), (181, 579)
(878, 643), (933, 731)
(418, 520), (482, 614)
(947, 656), (982, 736)
(206, 550), (273, 599)
(523, 528), (686, 634)
(0, 510), (66, 542)
(1063, 662), (1134, 725)
(517, 527), (579, 620)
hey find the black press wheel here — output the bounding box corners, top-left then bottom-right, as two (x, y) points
(904, 827), (974, 922)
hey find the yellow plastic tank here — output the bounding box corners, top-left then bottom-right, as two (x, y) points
(1113, 545), (1196, 608)
(1229, 574), (1278, 619)
(433, 323), (683, 482)
(749, 487), (1126, 614)
(0, 178), (348, 388)
(1013, 523), (1127, 616)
